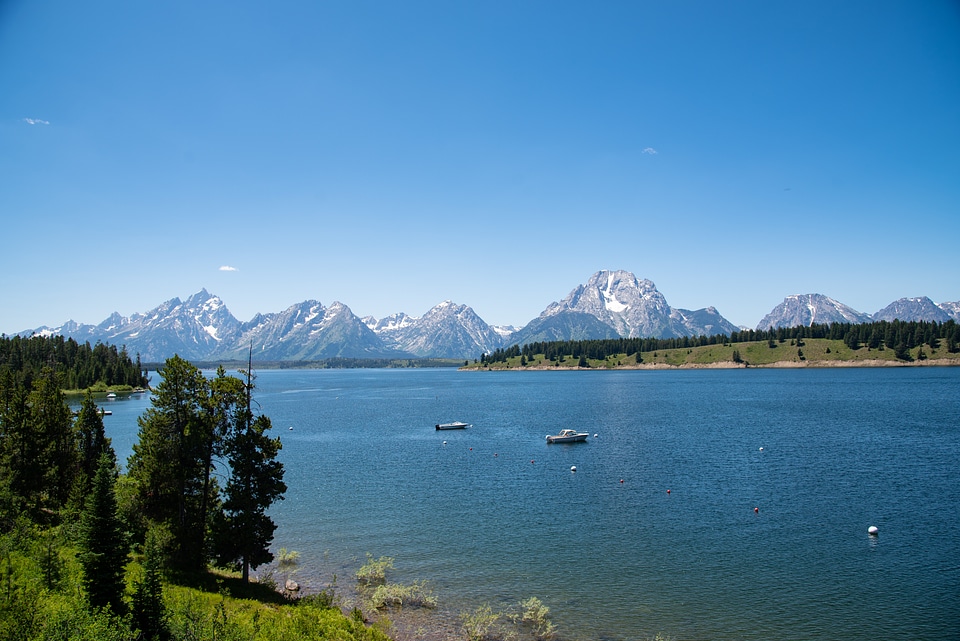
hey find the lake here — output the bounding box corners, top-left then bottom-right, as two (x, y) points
(91, 367), (960, 641)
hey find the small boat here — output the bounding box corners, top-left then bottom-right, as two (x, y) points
(98, 409), (112, 416)
(436, 421), (471, 430)
(546, 429), (589, 444)
(106, 392), (117, 399)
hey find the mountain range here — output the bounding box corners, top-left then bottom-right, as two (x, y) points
(18, 270), (959, 363)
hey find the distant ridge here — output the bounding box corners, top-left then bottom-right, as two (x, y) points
(758, 294), (960, 330)
(17, 271), (957, 362)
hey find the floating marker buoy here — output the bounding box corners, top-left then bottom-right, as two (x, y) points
(666, 489), (671, 494)
(868, 526), (878, 536)
(620, 479), (624, 484)
(443, 441), (447, 445)
(571, 466), (577, 472)
(754, 507), (759, 513)
(289, 426), (293, 430)
(594, 434), (599, 438)
(759, 447), (764, 451)
(531, 460), (535, 464)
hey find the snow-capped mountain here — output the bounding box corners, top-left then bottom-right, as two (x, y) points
(17, 273), (955, 363)
(30, 289), (242, 361)
(219, 300), (396, 361)
(365, 301), (505, 359)
(873, 297), (953, 323)
(938, 301), (960, 322)
(522, 270), (739, 342)
(756, 294), (874, 330)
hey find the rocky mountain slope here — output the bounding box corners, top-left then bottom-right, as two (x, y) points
(21, 273), (957, 362)
(758, 294), (960, 329)
(511, 270), (739, 346)
(756, 294), (874, 330)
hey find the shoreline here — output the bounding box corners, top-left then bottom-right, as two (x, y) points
(468, 358), (960, 372)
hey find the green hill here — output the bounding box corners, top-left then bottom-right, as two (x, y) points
(464, 338), (960, 370)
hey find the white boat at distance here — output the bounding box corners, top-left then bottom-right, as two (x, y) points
(546, 429), (589, 443)
(436, 421), (471, 430)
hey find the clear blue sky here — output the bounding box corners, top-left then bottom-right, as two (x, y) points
(2, 1), (958, 333)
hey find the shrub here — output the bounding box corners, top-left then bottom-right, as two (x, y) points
(368, 580), (437, 609)
(356, 553), (394, 585)
(460, 603), (502, 641)
(515, 596), (557, 640)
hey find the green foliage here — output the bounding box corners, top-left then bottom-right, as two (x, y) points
(215, 411), (286, 582)
(0, 334), (148, 391)
(276, 548), (300, 584)
(127, 358), (284, 577)
(514, 596), (557, 640)
(459, 603), (502, 641)
(74, 392), (116, 503)
(127, 355), (212, 571)
(367, 580), (437, 610)
(131, 528), (169, 640)
(78, 453), (128, 614)
(478, 319), (960, 366)
(0, 367), (77, 518)
(356, 553), (394, 585)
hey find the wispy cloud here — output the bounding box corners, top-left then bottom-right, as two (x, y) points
(219, 265), (238, 272)
(23, 118), (50, 125)
(642, 147), (657, 155)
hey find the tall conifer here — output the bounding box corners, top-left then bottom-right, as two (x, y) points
(78, 452), (127, 613)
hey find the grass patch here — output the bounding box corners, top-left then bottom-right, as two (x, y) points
(467, 340), (960, 370)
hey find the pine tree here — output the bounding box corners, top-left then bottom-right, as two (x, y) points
(216, 414), (286, 582)
(214, 358), (286, 582)
(78, 452), (127, 614)
(74, 392), (115, 505)
(4, 368), (78, 515)
(127, 355), (211, 570)
(131, 530), (168, 640)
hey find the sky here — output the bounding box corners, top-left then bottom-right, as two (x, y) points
(2, 1), (959, 334)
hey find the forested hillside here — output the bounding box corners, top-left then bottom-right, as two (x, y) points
(0, 334), (148, 390)
(480, 319), (960, 366)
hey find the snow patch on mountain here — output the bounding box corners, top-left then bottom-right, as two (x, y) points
(757, 294), (873, 330)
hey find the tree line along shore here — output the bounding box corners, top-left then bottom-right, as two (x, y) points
(468, 320), (960, 370)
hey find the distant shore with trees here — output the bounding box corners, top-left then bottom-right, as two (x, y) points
(468, 320), (960, 370)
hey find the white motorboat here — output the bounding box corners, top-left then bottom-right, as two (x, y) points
(436, 421), (471, 430)
(546, 429), (588, 443)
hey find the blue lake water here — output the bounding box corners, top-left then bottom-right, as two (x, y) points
(92, 367), (960, 641)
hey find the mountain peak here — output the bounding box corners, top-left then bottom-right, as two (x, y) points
(757, 294), (872, 330)
(873, 296), (952, 322)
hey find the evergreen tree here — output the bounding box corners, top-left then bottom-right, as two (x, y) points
(197, 368), (247, 569)
(78, 452), (127, 614)
(74, 392), (115, 500)
(215, 414), (286, 582)
(844, 330), (860, 350)
(131, 530), (168, 641)
(127, 355), (210, 570)
(3, 368), (77, 516)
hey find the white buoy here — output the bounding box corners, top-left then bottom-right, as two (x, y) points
(288, 426), (293, 430)
(868, 526), (878, 536)
(759, 447), (764, 451)
(594, 434), (599, 438)
(570, 466), (577, 472)
(443, 440), (447, 445)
